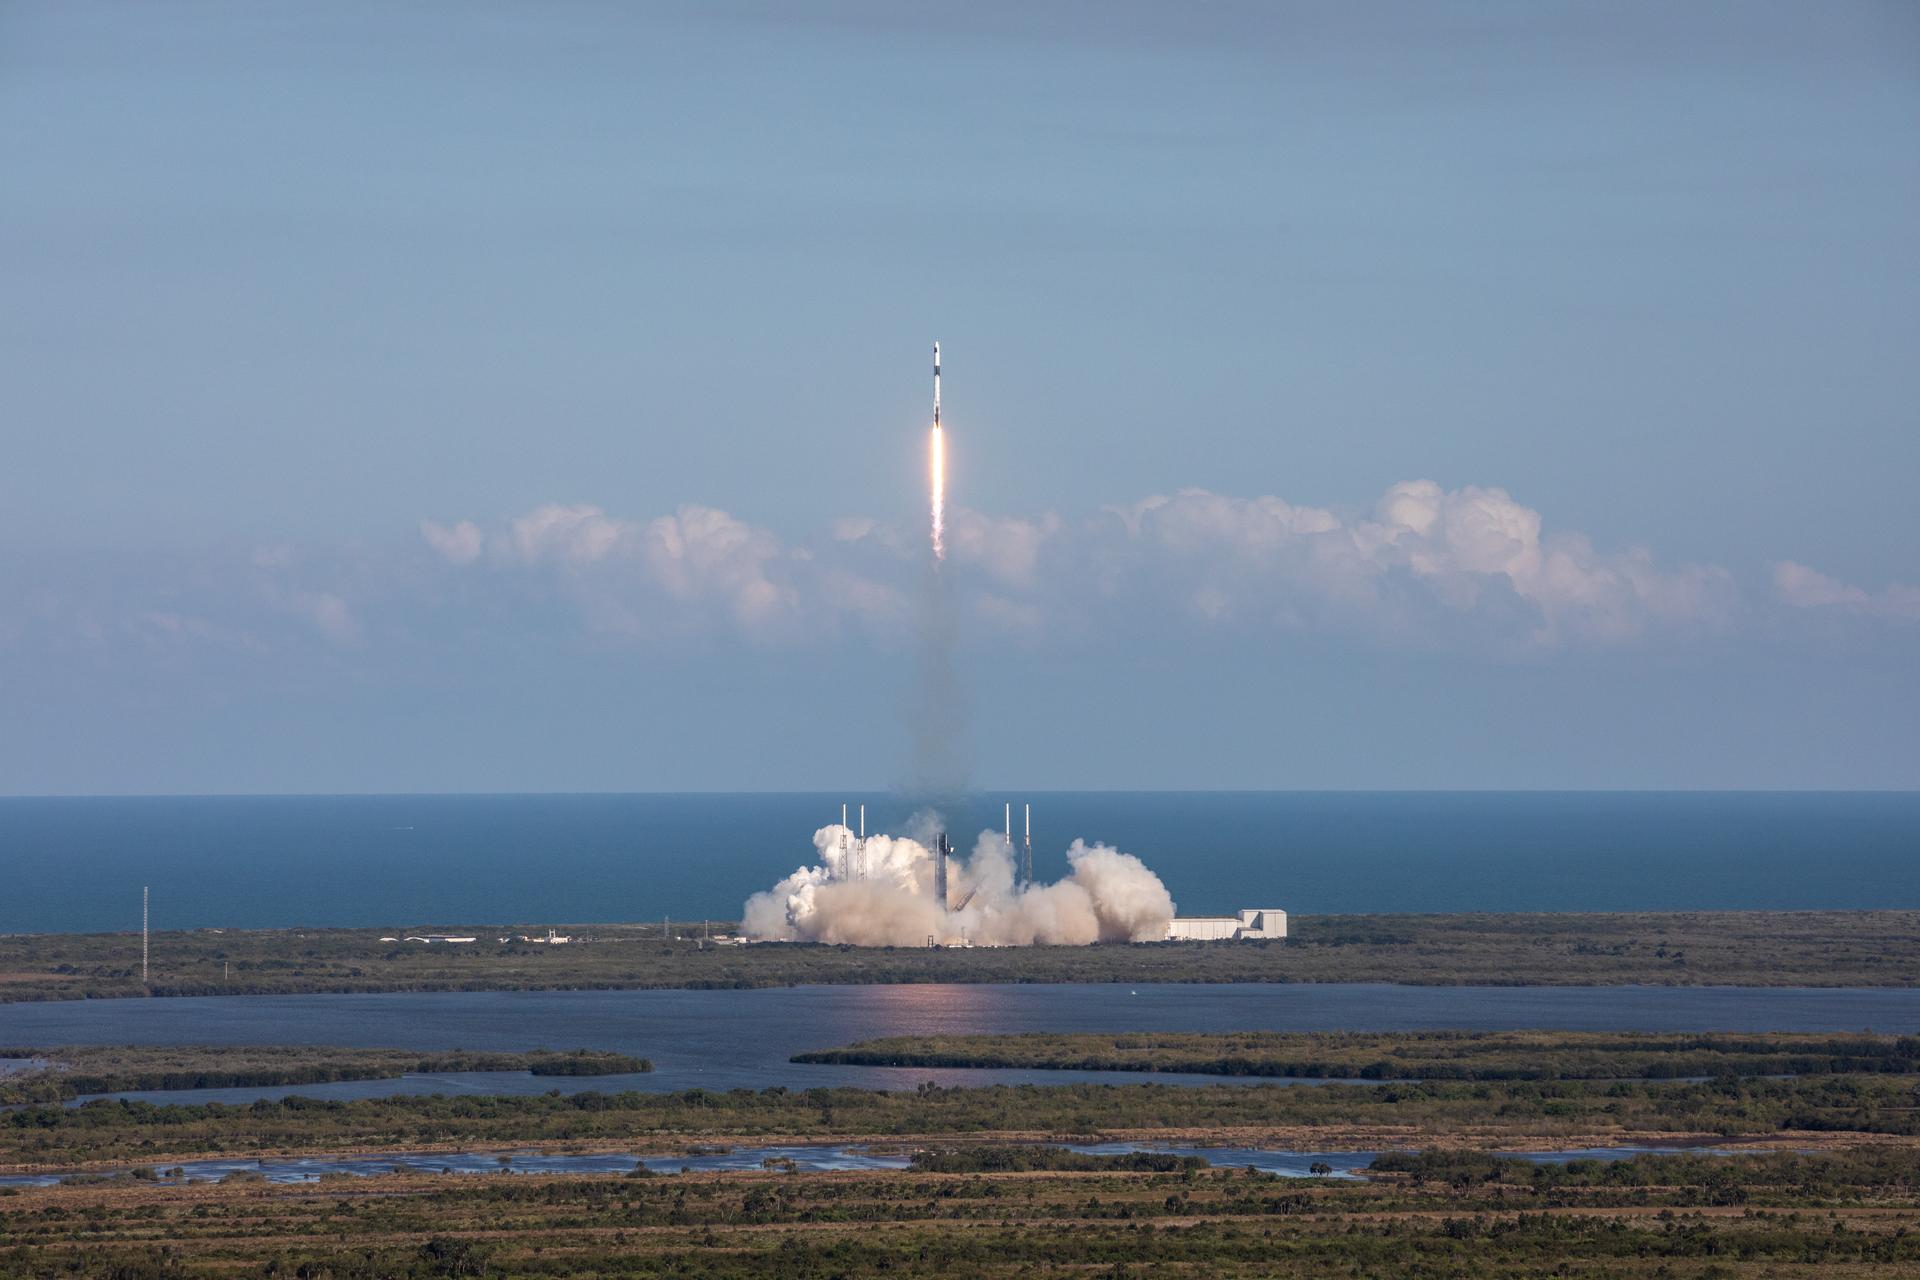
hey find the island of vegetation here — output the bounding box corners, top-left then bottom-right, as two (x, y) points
(794, 1029), (1920, 1080)
(6, 1133), (1920, 1276)
(4, 909), (1920, 1003)
(0, 1044), (649, 1106)
(10, 1034), (1920, 1170)
(6, 1035), (1920, 1276)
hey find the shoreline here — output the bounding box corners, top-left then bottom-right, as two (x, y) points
(4, 1126), (1910, 1179)
(9, 910), (1920, 1004)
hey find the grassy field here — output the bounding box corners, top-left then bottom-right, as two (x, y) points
(794, 1030), (1920, 1080)
(0, 1045), (649, 1105)
(5, 1148), (1920, 1277)
(5, 909), (1920, 1002)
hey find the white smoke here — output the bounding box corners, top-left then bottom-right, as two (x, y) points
(741, 820), (1176, 946)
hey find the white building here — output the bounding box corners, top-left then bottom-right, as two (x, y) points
(1165, 908), (1287, 941)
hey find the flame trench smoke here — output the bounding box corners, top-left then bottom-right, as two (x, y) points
(742, 820), (1177, 946)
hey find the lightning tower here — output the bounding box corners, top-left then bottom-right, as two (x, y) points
(1023, 804), (1033, 886)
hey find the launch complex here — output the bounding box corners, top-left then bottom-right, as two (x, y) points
(779, 345), (1290, 948)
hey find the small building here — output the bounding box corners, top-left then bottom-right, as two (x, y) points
(1165, 908), (1287, 942)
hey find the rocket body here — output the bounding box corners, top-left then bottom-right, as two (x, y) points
(933, 342), (941, 427)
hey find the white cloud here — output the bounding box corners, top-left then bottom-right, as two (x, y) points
(425, 501), (907, 642)
(504, 503), (634, 566)
(279, 589), (362, 645)
(421, 481), (1748, 650)
(946, 509), (1062, 590)
(1774, 561), (1920, 622)
(641, 505), (795, 628)
(9, 479), (1901, 662)
(1101, 481), (1737, 645)
(420, 519), (483, 565)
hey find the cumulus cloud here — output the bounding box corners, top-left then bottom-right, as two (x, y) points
(271, 589), (362, 645)
(946, 509), (1062, 590)
(504, 503), (634, 566)
(1088, 480), (1738, 646)
(420, 519), (483, 565)
(640, 505), (794, 626)
(1773, 561), (1920, 622)
(424, 501), (902, 642)
(418, 481), (1752, 651)
(2, 478), (1901, 662)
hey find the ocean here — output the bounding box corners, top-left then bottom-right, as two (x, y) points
(1, 791), (1916, 934)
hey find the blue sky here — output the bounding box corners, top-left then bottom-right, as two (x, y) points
(1, 1), (1916, 793)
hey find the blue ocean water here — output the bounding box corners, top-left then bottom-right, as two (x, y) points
(0, 791), (1915, 933)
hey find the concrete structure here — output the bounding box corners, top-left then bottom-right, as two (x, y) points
(1165, 908), (1287, 942)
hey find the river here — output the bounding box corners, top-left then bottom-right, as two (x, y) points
(4, 982), (1917, 1102)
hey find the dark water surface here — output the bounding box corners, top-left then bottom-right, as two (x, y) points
(6, 983), (1919, 1100)
(4, 792), (1918, 932)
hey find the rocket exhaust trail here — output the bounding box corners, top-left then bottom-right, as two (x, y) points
(911, 340), (964, 793)
(929, 342), (944, 562)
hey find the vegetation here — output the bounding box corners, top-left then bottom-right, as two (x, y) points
(7, 1039), (1920, 1275)
(1366, 1145), (1920, 1194)
(796, 1029), (1920, 1080)
(9, 1072), (1920, 1169)
(5, 910), (1920, 1002)
(7, 1147), (1920, 1276)
(0, 1045), (649, 1105)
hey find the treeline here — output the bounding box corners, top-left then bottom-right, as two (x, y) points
(0, 1045), (649, 1104)
(1370, 1144), (1920, 1196)
(795, 1029), (1920, 1081)
(526, 1052), (651, 1076)
(8, 1073), (1920, 1167)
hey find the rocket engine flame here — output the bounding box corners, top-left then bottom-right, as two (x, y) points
(929, 342), (945, 563)
(741, 818), (1176, 946)
(929, 424), (945, 562)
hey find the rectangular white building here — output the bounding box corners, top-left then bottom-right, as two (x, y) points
(1165, 908), (1287, 941)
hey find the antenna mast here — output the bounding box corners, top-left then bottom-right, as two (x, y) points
(840, 803), (851, 881)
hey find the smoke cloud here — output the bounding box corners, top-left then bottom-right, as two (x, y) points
(741, 820), (1176, 946)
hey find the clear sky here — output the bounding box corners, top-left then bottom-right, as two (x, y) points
(2, 1), (1916, 793)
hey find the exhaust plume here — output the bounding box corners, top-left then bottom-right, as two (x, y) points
(741, 819), (1176, 946)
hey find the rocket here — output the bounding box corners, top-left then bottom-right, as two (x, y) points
(928, 341), (947, 562)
